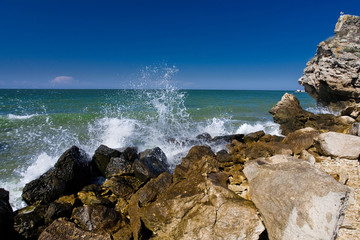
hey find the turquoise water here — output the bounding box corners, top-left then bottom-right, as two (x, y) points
(0, 88), (317, 209)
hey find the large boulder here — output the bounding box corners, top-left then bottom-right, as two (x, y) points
(38, 218), (111, 240)
(316, 132), (360, 159)
(135, 154), (264, 240)
(243, 155), (351, 240)
(22, 146), (93, 205)
(270, 93), (352, 135)
(299, 14), (360, 108)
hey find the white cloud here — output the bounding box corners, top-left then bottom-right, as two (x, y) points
(50, 76), (75, 84)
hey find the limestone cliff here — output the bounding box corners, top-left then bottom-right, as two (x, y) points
(299, 14), (360, 108)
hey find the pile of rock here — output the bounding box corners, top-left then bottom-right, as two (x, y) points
(1, 92), (358, 240)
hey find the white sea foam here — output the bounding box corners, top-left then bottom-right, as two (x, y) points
(236, 121), (282, 136)
(7, 114), (38, 119)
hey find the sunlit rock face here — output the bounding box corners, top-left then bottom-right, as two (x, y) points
(299, 14), (360, 109)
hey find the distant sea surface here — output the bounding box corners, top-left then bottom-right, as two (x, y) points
(1, 89), (318, 209)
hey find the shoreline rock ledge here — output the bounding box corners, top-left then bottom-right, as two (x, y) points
(299, 14), (360, 109)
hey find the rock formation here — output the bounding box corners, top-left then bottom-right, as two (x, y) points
(299, 14), (360, 108)
(269, 93), (353, 135)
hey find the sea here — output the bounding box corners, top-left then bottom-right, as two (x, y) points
(0, 84), (326, 209)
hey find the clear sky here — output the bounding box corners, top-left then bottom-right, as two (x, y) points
(1, 0), (359, 90)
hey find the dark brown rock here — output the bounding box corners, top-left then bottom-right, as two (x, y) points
(173, 145), (215, 181)
(38, 218), (111, 240)
(0, 188), (17, 238)
(14, 204), (48, 239)
(128, 172), (172, 240)
(282, 127), (320, 155)
(102, 176), (143, 199)
(72, 205), (120, 232)
(92, 145), (122, 177)
(244, 130), (265, 144)
(132, 147), (169, 182)
(270, 93), (352, 135)
(22, 146), (93, 205)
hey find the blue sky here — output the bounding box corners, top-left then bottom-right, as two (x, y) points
(0, 0), (359, 90)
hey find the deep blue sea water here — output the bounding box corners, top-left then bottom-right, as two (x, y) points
(0, 88), (319, 209)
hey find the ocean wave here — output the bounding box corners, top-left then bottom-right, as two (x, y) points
(7, 114), (39, 120)
(236, 121), (282, 136)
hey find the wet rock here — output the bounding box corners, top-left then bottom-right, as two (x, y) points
(282, 127), (319, 155)
(103, 175), (143, 199)
(72, 205), (120, 232)
(196, 132), (212, 142)
(316, 132), (360, 159)
(0, 188), (16, 238)
(243, 130), (265, 144)
(44, 201), (73, 225)
(212, 133), (244, 144)
(133, 147), (169, 182)
(138, 155), (264, 240)
(243, 155), (351, 240)
(38, 218), (111, 240)
(299, 14), (360, 108)
(270, 93), (352, 135)
(22, 146), (93, 205)
(92, 145), (122, 177)
(215, 149), (232, 163)
(105, 156), (133, 178)
(77, 184), (112, 206)
(14, 204), (48, 239)
(173, 145), (215, 181)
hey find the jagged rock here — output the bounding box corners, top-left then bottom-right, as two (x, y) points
(128, 172), (172, 240)
(14, 204), (48, 239)
(243, 155), (351, 240)
(38, 218), (111, 240)
(215, 149), (232, 163)
(173, 145), (215, 181)
(349, 122), (360, 136)
(92, 145), (122, 177)
(136, 155), (264, 240)
(299, 14), (360, 108)
(282, 127), (320, 155)
(196, 132), (212, 142)
(270, 93), (352, 135)
(212, 133), (244, 144)
(72, 205), (120, 232)
(132, 147), (169, 182)
(102, 175), (143, 199)
(77, 184), (112, 206)
(44, 201), (73, 225)
(243, 130), (265, 144)
(316, 132), (360, 159)
(22, 146), (93, 205)
(105, 156), (133, 178)
(230, 139), (292, 162)
(0, 188), (16, 238)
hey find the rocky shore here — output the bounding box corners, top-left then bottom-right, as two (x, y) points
(1, 14), (360, 240)
(0, 92), (359, 240)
